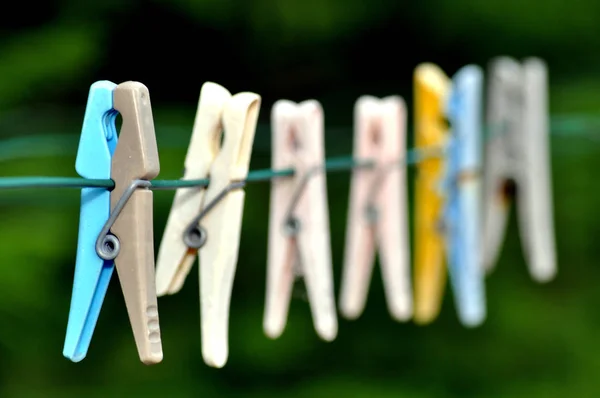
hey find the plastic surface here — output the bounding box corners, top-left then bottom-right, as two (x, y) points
(111, 82), (163, 365)
(444, 65), (487, 327)
(413, 64), (450, 325)
(63, 80), (118, 362)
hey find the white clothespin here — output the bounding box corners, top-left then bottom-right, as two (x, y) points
(155, 82), (261, 367)
(339, 96), (411, 321)
(263, 100), (337, 342)
(482, 57), (556, 282)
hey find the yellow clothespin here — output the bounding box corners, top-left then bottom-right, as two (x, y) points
(339, 96), (412, 322)
(155, 82), (260, 368)
(263, 100), (338, 342)
(413, 64), (451, 325)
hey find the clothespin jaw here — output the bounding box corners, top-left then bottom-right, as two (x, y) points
(413, 63), (450, 325)
(482, 57), (556, 282)
(264, 100), (338, 342)
(445, 65), (487, 327)
(339, 95), (412, 322)
(64, 80), (118, 362)
(199, 90), (260, 368)
(155, 82), (232, 296)
(109, 81), (162, 364)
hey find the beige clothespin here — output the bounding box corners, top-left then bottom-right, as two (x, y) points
(101, 81), (162, 364)
(482, 57), (556, 282)
(339, 96), (411, 322)
(155, 82), (260, 368)
(263, 100), (337, 342)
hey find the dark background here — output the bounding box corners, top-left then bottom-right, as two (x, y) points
(1, 0), (600, 396)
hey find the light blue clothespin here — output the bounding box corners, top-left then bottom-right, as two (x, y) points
(444, 65), (487, 327)
(63, 81), (118, 361)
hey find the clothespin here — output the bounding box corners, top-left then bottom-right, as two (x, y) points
(413, 63), (451, 325)
(64, 81), (162, 364)
(155, 82), (260, 368)
(263, 100), (337, 342)
(444, 65), (487, 327)
(482, 57), (556, 282)
(338, 96), (412, 322)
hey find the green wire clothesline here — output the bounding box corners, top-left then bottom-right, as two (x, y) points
(0, 113), (598, 191)
(0, 156), (374, 190)
(0, 147), (437, 190)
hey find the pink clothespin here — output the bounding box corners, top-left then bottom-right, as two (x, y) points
(339, 96), (412, 321)
(263, 100), (338, 342)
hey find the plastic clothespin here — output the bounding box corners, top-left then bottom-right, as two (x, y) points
(263, 100), (337, 342)
(413, 63), (451, 325)
(443, 65), (487, 327)
(155, 82), (260, 368)
(338, 96), (412, 322)
(64, 80), (118, 362)
(64, 81), (163, 365)
(482, 57), (556, 282)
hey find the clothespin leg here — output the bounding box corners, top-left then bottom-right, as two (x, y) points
(64, 81), (117, 362)
(518, 57), (557, 282)
(200, 92), (260, 368)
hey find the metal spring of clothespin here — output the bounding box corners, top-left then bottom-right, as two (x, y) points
(282, 165), (321, 237)
(96, 179), (151, 260)
(281, 165), (323, 281)
(183, 181), (247, 249)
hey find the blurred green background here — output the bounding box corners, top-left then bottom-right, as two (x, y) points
(1, 0), (600, 396)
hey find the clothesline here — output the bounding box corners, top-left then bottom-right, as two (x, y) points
(0, 149), (438, 190)
(0, 114), (597, 191)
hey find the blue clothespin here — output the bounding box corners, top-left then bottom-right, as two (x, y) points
(63, 81), (118, 361)
(444, 65), (487, 327)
